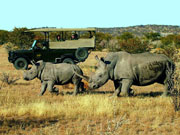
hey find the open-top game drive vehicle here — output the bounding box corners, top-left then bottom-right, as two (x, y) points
(8, 28), (96, 70)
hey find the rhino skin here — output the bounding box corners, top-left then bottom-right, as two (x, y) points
(23, 61), (84, 96)
(76, 51), (175, 97)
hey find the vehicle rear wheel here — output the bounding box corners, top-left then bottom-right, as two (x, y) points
(13, 57), (28, 70)
(75, 48), (88, 62)
(62, 58), (75, 64)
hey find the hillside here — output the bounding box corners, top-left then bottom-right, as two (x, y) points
(97, 25), (180, 36)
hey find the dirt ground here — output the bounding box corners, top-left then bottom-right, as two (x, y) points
(0, 46), (180, 135)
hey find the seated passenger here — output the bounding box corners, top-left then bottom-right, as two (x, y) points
(71, 33), (78, 40)
(57, 35), (61, 41)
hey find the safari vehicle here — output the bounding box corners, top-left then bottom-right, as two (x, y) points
(8, 28), (96, 70)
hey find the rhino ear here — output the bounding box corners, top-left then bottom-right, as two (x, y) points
(37, 60), (45, 70)
(95, 55), (106, 68)
(31, 60), (36, 65)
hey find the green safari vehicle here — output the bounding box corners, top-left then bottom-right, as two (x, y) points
(8, 28), (96, 70)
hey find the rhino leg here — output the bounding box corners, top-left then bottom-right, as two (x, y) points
(72, 78), (81, 95)
(73, 84), (79, 95)
(39, 81), (48, 96)
(79, 82), (85, 92)
(47, 81), (59, 95)
(112, 80), (122, 97)
(121, 79), (133, 97)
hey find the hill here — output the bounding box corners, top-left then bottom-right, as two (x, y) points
(97, 25), (180, 36)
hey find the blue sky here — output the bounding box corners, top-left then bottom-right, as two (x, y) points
(0, 0), (180, 31)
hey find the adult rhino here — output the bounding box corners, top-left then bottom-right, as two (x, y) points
(75, 51), (175, 97)
(23, 61), (84, 96)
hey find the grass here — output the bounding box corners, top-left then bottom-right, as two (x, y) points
(0, 46), (180, 134)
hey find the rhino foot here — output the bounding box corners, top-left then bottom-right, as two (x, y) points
(50, 87), (59, 95)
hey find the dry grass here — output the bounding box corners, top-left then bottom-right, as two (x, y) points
(0, 46), (180, 135)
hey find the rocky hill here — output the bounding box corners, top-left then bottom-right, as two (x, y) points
(97, 25), (180, 37)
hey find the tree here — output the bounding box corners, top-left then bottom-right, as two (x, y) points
(161, 34), (176, 46)
(118, 37), (148, 53)
(144, 32), (161, 41)
(0, 30), (9, 44)
(95, 32), (113, 51)
(118, 32), (134, 41)
(8, 27), (35, 49)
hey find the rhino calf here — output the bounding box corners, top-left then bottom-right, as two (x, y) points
(23, 61), (84, 96)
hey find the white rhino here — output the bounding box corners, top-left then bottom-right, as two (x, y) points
(23, 61), (84, 96)
(75, 51), (175, 97)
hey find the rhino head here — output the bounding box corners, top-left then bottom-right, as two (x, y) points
(23, 60), (45, 81)
(74, 56), (110, 89)
(88, 56), (110, 89)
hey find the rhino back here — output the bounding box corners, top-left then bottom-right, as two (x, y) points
(41, 63), (76, 84)
(104, 52), (134, 79)
(105, 52), (174, 85)
(130, 53), (173, 85)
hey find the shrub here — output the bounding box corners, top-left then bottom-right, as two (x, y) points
(8, 27), (35, 49)
(0, 72), (20, 85)
(0, 30), (9, 45)
(171, 50), (180, 111)
(117, 37), (149, 53)
(144, 32), (161, 41)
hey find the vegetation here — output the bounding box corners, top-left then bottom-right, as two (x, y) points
(0, 25), (180, 56)
(0, 47), (180, 134)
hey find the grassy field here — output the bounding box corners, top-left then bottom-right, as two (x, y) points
(0, 46), (180, 135)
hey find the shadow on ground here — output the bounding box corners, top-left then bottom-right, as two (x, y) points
(0, 117), (58, 134)
(59, 90), (163, 97)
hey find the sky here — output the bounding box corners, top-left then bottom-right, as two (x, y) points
(0, 0), (180, 31)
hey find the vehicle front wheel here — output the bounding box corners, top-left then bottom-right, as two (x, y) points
(13, 57), (28, 70)
(62, 58), (75, 64)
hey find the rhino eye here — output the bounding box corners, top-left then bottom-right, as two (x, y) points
(99, 74), (102, 78)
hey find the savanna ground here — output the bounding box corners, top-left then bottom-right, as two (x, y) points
(0, 46), (180, 135)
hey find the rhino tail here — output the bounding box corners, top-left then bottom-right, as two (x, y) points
(71, 65), (89, 82)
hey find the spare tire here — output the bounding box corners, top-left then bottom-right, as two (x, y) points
(75, 48), (88, 62)
(62, 58), (75, 64)
(14, 57), (28, 70)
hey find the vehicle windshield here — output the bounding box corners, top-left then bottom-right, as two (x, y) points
(31, 40), (37, 49)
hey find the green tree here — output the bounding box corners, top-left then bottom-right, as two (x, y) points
(8, 27), (35, 49)
(95, 32), (113, 51)
(161, 34), (176, 46)
(117, 37), (148, 53)
(0, 30), (9, 44)
(174, 35), (180, 48)
(144, 32), (161, 41)
(118, 32), (134, 41)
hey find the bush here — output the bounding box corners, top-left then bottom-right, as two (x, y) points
(161, 34), (176, 46)
(171, 49), (180, 111)
(95, 32), (113, 51)
(3, 42), (18, 52)
(0, 72), (20, 85)
(0, 30), (9, 45)
(144, 32), (161, 41)
(116, 37), (149, 53)
(8, 27), (35, 49)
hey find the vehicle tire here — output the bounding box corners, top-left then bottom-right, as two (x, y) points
(75, 48), (88, 62)
(62, 58), (75, 64)
(13, 57), (28, 70)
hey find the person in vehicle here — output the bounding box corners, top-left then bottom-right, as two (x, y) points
(57, 35), (61, 41)
(71, 32), (78, 40)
